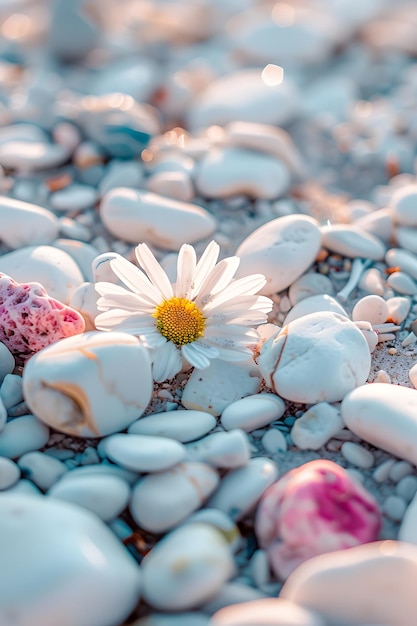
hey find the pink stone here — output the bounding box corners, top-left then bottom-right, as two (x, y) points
(0, 273), (85, 361)
(254, 459), (381, 580)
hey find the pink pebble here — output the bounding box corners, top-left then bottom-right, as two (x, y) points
(255, 459), (381, 580)
(0, 273), (85, 361)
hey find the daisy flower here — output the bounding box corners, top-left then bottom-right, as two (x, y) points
(95, 241), (273, 382)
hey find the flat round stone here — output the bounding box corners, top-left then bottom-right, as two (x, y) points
(100, 433), (186, 472)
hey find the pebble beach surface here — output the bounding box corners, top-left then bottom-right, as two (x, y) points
(2, 1), (417, 625)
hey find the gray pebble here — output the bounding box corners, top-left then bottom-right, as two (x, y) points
(0, 456), (20, 490)
(17, 451), (67, 491)
(0, 374), (23, 410)
(396, 475), (417, 503)
(383, 495), (407, 522)
(390, 461), (414, 483)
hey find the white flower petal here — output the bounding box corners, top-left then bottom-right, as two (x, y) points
(190, 240), (220, 298)
(207, 310), (268, 326)
(95, 282), (132, 297)
(175, 244), (197, 298)
(152, 341), (183, 382)
(96, 291), (153, 312)
(135, 243), (173, 300)
(205, 324), (259, 340)
(181, 343), (211, 370)
(203, 274), (267, 309)
(195, 257), (240, 307)
(110, 257), (162, 304)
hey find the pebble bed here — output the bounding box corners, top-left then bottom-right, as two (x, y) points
(2, 1), (417, 625)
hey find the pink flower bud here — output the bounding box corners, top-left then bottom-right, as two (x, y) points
(255, 459), (381, 580)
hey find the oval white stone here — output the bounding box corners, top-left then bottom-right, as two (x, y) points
(100, 187), (216, 249)
(259, 312), (371, 404)
(0, 415), (50, 459)
(185, 430), (251, 469)
(280, 541), (417, 626)
(351, 295), (389, 325)
(386, 248), (417, 280)
(142, 523), (235, 610)
(0, 494), (141, 626)
(207, 457), (279, 521)
(128, 410), (216, 442)
(288, 273), (334, 306)
(23, 331), (152, 438)
(130, 462), (219, 532)
(0, 196), (58, 249)
(320, 224), (386, 260)
(48, 473), (131, 522)
(341, 383), (417, 465)
(194, 147), (290, 200)
(390, 184), (417, 226)
(283, 294), (348, 326)
(235, 215), (322, 295)
(221, 394), (285, 432)
(100, 433), (186, 472)
(0, 245), (84, 303)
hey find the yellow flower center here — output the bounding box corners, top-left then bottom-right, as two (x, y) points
(153, 297), (206, 345)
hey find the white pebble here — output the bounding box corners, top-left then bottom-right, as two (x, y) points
(373, 459), (396, 483)
(0, 343), (15, 386)
(291, 403), (344, 450)
(128, 410), (216, 443)
(341, 442), (375, 469)
(387, 271), (417, 296)
(288, 273), (334, 306)
(389, 460), (414, 483)
(261, 428), (287, 454)
(383, 495), (407, 521)
(0, 415), (49, 459)
(17, 451), (67, 491)
(0, 196), (59, 249)
(0, 456), (20, 490)
(320, 224), (386, 260)
(0, 374), (23, 409)
(351, 295), (389, 325)
(396, 475), (417, 503)
(249, 549), (270, 587)
(99, 433), (186, 473)
(221, 394), (285, 432)
(185, 430), (250, 469)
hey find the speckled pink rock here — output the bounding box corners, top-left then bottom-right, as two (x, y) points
(255, 459), (381, 580)
(0, 273), (85, 360)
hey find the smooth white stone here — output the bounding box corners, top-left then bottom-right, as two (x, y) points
(17, 451), (67, 491)
(23, 331), (152, 438)
(0, 415), (49, 459)
(386, 296), (411, 324)
(399, 491), (417, 543)
(130, 462), (219, 532)
(53, 239), (99, 282)
(187, 68), (299, 130)
(100, 433), (186, 472)
(351, 295), (389, 325)
(225, 121), (305, 176)
(354, 207), (393, 243)
(0, 345), (15, 391)
(99, 160), (144, 197)
(390, 461), (414, 483)
(221, 394), (285, 432)
(209, 598), (324, 626)
(390, 184), (417, 226)
(207, 457), (279, 521)
(0, 141), (69, 170)
(91, 251), (125, 284)
(342, 384), (417, 465)
(185, 509), (241, 553)
(0, 456), (20, 490)
(259, 312), (371, 404)
(320, 224), (386, 260)
(383, 495), (406, 522)
(146, 171), (194, 203)
(235, 215), (322, 295)
(341, 441), (375, 469)
(185, 430), (250, 469)
(288, 273), (334, 306)
(358, 267), (385, 296)
(396, 226), (417, 254)
(58, 462), (138, 486)
(48, 473), (131, 522)
(283, 294), (348, 325)
(0, 196), (59, 249)
(280, 540), (417, 626)
(0, 124), (48, 145)
(291, 402), (344, 450)
(386, 248), (417, 280)
(261, 428), (287, 454)
(195, 147), (290, 200)
(0, 245), (84, 303)
(100, 187), (216, 249)
(69, 282), (100, 330)
(396, 475), (417, 503)
(128, 410), (216, 443)
(386, 271), (417, 295)
(0, 494), (141, 626)
(182, 359), (262, 417)
(373, 459), (396, 484)
(50, 184), (98, 212)
(58, 216), (92, 242)
(142, 523), (235, 610)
